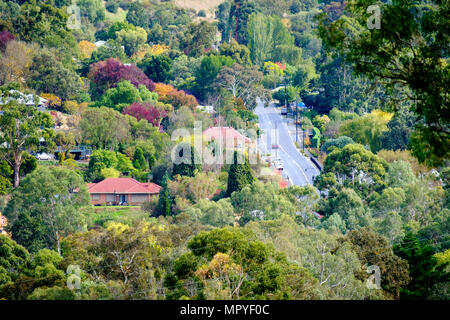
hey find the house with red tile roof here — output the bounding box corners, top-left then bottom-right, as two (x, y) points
(87, 178), (161, 206)
(203, 126), (252, 148)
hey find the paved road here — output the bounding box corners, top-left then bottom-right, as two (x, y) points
(255, 100), (320, 187)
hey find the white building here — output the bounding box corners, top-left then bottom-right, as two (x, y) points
(0, 90), (48, 112)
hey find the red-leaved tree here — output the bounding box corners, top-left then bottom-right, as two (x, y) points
(123, 102), (167, 128)
(88, 58), (155, 97)
(0, 30), (14, 52)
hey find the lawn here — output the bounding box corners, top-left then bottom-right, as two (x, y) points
(89, 205), (152, 228)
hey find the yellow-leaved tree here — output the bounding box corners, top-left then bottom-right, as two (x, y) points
(78, 40), (96, 60)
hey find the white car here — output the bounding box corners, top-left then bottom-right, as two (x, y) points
(36, 152), (53, 160)
(273, 161), (284, 171)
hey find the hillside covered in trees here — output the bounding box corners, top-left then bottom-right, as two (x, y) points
(0, 0), (448, 301)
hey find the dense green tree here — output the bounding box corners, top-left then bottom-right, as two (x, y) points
(347, 227), (410, 299)
(321, 136), (355, 152)
(86, 39), (127, 65)
(126, 140), (156, 170)
(115, 152), (134, 174)
(380, 110), (416, 151)
(27, 49), (82, 100)
(93, 80), (150, 112)
(369, 187), (406, 221)
(133, 147), (147, 171)
(80, 107), (131, 150)
(290, 59), (318, 91)
(231, 181), (294, 224)
(184, 198), (235, 228)
(180, 21), (216, 57)
(104, 21), (135, 40)
(394, 233), (449, 299)
(76, 0), (105, 24)
(172, 142), (201, 178)
(247, 216), (383, 299)
(115, 27), (147, 57)
(0, 235), (30, 286)
(320, 187), (372, 231)
(229, 0), (258, 45)
(339, 110), (392, 153)
(186, 226), (320, 299)
(318, 144), (389, 198)
(126, 1), (150, 28)
(376, 211), (405, 245)
(216, 0), (232, 42)
(168, 171), (220, 205)
(195, 54), (234, 95)
(318, 0), (449, 166)
(247, 13), (294, 66)
(154, 172), (172, 217)
(87, 149), (133, 181)
(227, 151), (254, 196)
(61, 222), (171, 299)
(87, 149), (118, 181)
(313, 55), (384, 114)
(7, 1), (78, 66)
(0, 153), (35, 193)
(138, 54), (173, 83)
(4, 167), (90, 254)
(290, 0), (318, 13)
(273, 86), (300, 104)
(169, 54), (201, 90)
(105, 1), (118, 14)
(273, 44), (303, 66)
(289, 11), (322, 59)
(219, 39), (251, 65)
(386, 160), (417, 189)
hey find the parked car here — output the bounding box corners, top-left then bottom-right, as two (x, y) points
(273, 161), (284, 171)
(36, 152), (54, 160)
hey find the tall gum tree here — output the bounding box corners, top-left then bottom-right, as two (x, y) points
(0, 92), (54, 187)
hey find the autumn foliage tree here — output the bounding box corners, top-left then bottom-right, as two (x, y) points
(88, 58), (155, 98)
(122, 102), (167, 128)
(78, 40), (96, 60)
(160, 89), (198, 111)
(154, 83), (198, 110)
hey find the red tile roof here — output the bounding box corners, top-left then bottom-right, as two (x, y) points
(203, 126), (251, 143)
(87, 178), (161, 194)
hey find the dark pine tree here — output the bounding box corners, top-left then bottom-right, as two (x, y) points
(154, 172), (172, 217)
(226, 151), (254, 196)
(133, 147), (147, 171)
(394, 233), (449, 300)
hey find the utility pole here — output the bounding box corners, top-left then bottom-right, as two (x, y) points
(275, 120), (278, 159)
(302, 110), (305, 152)
(295, 100), (298, 143)
(284, 78), (288, 117)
